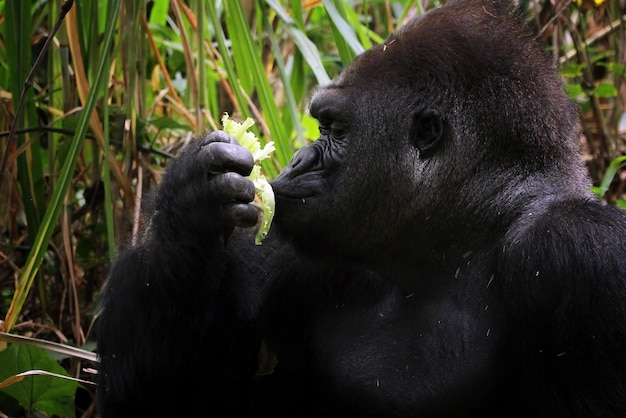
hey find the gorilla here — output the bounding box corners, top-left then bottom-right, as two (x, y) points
(96, 0), (626, 416)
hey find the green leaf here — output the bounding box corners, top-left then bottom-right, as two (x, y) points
(560, 63), (584, 77)
(565, 83), (584, 100)
(594, 82), (617, 98)
(607, 62), (626, 78)
(149, 0), (171, 26)
(0, 345), (78, 417)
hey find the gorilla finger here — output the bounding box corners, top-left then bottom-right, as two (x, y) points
(178, 131), (233, 158)
(214, 172), (256, 203)
(201, 142), (254, 176)
(230, 203), (259, 228)
(203, 130), (237, 145)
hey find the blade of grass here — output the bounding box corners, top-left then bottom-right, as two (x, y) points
(263, 14), (304, 149)
(322, 0), (364, 65)
(206, 1), (247, 117)
(0, 332), (97, 363)
(196, 0), (207, 134)
(66, 1), (134, 205)
(172, 0), (199, 133)
(102, 28), (115, 262)
(342, 4), (383, 48)
(1, 0), (45, 219)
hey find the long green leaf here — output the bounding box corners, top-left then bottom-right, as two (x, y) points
(206, 2), (250, 117)
(196, 0), (207, 133)
(4, 0), (49, 314)
(4, 0), (45, 236)
(223, 1), (289, 171)
(322, 0), (364, 64)
(263, 15), (302, 147)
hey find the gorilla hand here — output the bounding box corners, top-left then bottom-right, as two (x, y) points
(153, 131), (259, 245)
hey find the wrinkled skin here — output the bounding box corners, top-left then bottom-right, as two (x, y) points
(96, 0), (626, 416)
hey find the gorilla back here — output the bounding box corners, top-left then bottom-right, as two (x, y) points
(97, 0), (626, 416)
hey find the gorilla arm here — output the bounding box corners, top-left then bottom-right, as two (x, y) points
(96, 132), (271, 416)
(497, 198), (626, 415)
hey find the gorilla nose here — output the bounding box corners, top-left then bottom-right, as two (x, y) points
(291, 146), (319, 168)
(284, 146), (320, 179)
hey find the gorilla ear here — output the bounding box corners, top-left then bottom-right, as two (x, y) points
(410, 109), (446, 156)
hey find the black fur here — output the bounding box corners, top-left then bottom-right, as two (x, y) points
(97, 0), (626, 416)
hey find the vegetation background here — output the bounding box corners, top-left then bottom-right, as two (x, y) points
(0, 0), (623, 416)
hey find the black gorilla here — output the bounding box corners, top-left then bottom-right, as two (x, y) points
(97, 0), (626, 416)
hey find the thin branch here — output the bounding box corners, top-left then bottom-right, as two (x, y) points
(0, 126), (95, 140)
(0, 125), (175, 159)
(560, 14), (626, 65)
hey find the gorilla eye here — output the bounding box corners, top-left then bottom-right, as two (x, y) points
(318, 123), (346, 141)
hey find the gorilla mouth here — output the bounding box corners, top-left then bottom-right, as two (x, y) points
(271, 171), (324, 199)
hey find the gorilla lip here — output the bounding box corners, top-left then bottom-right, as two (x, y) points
(271, 171), (324, 200)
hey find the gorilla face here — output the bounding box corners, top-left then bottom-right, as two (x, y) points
(271, 79), (451, 264)
(272, 84), (415, 261)
(271, 0), (588, 266)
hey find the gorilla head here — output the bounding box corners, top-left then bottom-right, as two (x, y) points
(271, 0), (590, 276)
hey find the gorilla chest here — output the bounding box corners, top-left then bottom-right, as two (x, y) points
(269, 286), (502, 416)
